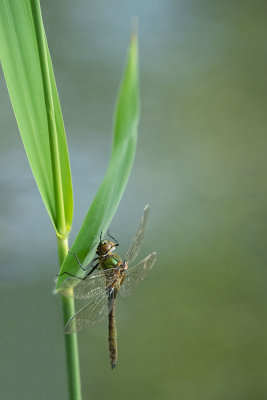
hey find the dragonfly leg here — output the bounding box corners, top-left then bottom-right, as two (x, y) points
(107, 229), (119, 247)
(69, 251), (100, 271)
(83, 257), (100, 271)
(57, 253), (100, 281)
(57, 262), (99, 280)
(57, 271), (83, 279)
(86, 262), (99, 277)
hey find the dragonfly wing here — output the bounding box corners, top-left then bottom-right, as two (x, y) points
(65, 287), (116, 334)
(125, 204), (150, 265)
(120, 252), (157, 297)
(58, 268), (118, 300)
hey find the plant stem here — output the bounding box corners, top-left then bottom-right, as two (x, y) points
(57, 236), (82, 400)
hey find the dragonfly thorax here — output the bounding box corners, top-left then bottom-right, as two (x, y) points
(96, 240), (117, 257)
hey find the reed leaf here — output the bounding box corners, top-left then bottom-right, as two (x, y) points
(57, 28), (139, 288)
(0, 0), (73, 237)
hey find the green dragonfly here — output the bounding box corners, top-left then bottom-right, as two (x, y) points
(59, 205), (157, 369)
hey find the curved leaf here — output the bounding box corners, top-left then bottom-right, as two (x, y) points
(57, 29), (139, 288)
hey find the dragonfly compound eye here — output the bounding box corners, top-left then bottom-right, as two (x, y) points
(97, 240), (116, 256)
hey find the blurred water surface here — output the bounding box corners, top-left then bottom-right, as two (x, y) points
(0, 1), (267, 399)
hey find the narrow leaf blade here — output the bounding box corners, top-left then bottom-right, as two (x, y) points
(57, 29), (139, 287)
(0, 0), (73, 236)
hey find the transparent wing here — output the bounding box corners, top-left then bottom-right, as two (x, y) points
(58, 268), (118, 299)
(120, 252), (157, 297)
(125, 204), (150, 265)
(65, 287), (116, 334)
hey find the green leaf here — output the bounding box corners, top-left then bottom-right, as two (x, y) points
(57, 28), (139, 288)
(0, 0), (73, 237)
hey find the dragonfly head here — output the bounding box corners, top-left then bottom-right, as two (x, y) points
(96, 240), (118, 256)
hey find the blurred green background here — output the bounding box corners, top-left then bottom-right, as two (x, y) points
(0, 0), (267, 399)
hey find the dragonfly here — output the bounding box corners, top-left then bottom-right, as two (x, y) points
(59, 205), (157, 369)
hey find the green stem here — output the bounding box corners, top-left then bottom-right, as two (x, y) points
(57, 237), (82, 400)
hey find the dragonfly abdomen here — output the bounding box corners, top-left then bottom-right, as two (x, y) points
(108, 297), (117, 369)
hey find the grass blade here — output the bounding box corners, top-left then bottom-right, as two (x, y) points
(57, 27), (139, 287)
(0, 0), (73, 236)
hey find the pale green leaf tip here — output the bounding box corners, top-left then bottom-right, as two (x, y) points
(131, 16), (138, 42)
